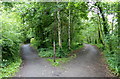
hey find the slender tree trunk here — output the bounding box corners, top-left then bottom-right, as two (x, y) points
(111, 14), (115, 34)
(95, 2), (109, 36)
(53, 41), (56, 62)
(97, 13), (104, 45)
(68, 8), (71, 50)
(53, 14), (57, 62)
(118, 2), (120, 45)
(109, 13), (115, 51)
(117, 2), (120, 72)
(57, 1), (62, 48)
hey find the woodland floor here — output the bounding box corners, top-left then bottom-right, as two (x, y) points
(15, 44), (114, 77)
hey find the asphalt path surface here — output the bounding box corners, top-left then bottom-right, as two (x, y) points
(15, 44), (113, 77)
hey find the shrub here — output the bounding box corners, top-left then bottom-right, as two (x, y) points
(30, 38), (39, 49)
(38, 48), (69, 58)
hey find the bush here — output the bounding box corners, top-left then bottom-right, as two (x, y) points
(96, 37), (120, 76)
(0, 59), (22, 78)
(38, 48), (69, 58)
(1, 8), (23, 78)
(38, 48), (54, 58)
(30, 38), (39, 49)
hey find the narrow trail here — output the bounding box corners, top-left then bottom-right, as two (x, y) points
(15, 44), (113, 77)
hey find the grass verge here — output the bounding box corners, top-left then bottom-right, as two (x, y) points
(91, 44), (120, 77)
(47, 54), (76, 66)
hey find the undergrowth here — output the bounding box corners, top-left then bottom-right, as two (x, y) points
(47, 54), (76, 66)
(0, 58), (22, 78)
(94, 44), (120, 77)
(38, 48), (69, 58)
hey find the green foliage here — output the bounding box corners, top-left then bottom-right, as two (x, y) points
(1, 2), (120, 77)
(1, 4), (23, 78)
(80, 2), (120, 76)
(15, 2), (88, 49)
(0, 59), (22, 78)
(47, 58), (62, 66)
(38, 48), (68, 58)
(47, 54), (76, 66)
(102, 35), (120, 76)
(1, 11), (22, 63)
(38, 48), (54, 58)
(104, 48), (120, 76)
(30, 38), (39, 49)
(57, 48), (66, 58)
(95, 44), (104, 50)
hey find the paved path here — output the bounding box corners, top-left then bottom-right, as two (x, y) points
(15, 44), (113, 77)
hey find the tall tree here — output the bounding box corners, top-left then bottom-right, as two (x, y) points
(57, 1), (62, 48)
(97, 12), (104, 45)
(118, 2), (120, 45)
(95, 2), (109, 36)
(68, 2), (71, 50)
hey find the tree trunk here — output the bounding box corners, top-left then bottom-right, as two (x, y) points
(118, 2), (120, 45)
(95, 2), (109, 36)
(57, 1), (62, 48)
(111, 14), (115, 34)
(68, 8), (71, 50)
(53, 13), (57, 62)
(97, 13), (104, 45)
(53, 41), (56, 62)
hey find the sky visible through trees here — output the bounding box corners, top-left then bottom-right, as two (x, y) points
(0, 0), (120, 78)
